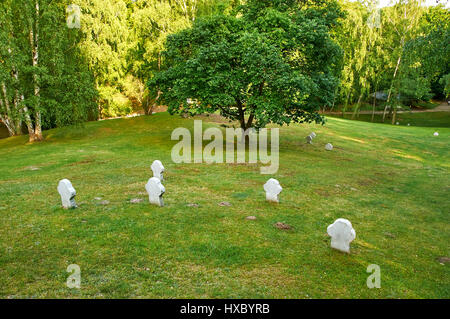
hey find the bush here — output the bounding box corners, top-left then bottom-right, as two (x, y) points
(98, 86), (133, 118)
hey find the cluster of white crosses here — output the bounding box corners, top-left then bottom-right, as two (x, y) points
(305, 131), (333, 151)
(146, 160), (165, 207)
(57, 132), (356, 254)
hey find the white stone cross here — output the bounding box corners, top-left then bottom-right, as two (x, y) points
(57, 179), (77, 209)
(263, 178), (282, 203)
(306, 132), (316, 144)
(151, 160), (165, 181)
(145, 177), (165, 207)
(325, 143), (333, 151)
(327, 218), (356, 253)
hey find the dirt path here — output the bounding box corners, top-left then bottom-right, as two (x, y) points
(428, 102), (450, 112)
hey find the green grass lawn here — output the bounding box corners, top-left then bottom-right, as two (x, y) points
(334, 100), (441, 113)
(330, 112), (450, 128)
(0, 113), (449, 298)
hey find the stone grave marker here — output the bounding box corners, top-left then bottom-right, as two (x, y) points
(151, 160), (165, 181)
(57, 179), (77, 209)
(305, 132), (316, 144)
(264, 178), (282, 203)
(145, 177), (165, 207)
(327, 218), (356, 253)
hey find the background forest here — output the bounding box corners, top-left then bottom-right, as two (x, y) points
(0, 0), (449, 141)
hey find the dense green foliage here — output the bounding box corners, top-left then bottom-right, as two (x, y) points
(150, 0), (343, 130)
(0, 0), (98, 140)
(0, 0), (449, 140)
(334, 0), (449, 120)
(403, 6), (450, 100)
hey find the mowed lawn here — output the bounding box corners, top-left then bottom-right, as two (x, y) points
(329, 112), (450, 128)
(0, 113), (448, 298)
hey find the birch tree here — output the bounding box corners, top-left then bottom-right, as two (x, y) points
(381, 0), (425, 123)
(0, 0), (37, 139)
(0, 0), (97, 141)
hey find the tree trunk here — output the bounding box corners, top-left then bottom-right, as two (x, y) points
(13, 96), (23, 135)
(0, 95), (16, 136)
(383, 55), (402, 122)
(11, 64), (23, 135)
(342, 89), (351, 119)
(391, 106), (397, 125)
(29, 0), (43, 141)
(1, 83), (16, 136)
(145, 52), (163, 115)
(371, 88), (377, 122)
(149, 90), (161, 115)
(11, 49), (36, 140)
(241, 111), (254, 147)
(23, 105), (36, 142)
(352, 94), (363, 119)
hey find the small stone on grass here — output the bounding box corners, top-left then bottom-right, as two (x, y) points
(437, 257), (450, 265)
(218, 201), (231, 207)
(246, 216), (257, 220)
(130, 198), (143, 204)
(274, 222), (292, 230)
(384, 232), (396, 239)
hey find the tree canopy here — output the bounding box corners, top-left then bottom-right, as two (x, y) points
(150, 0), (343, 130)
(0, 0), (448, 140)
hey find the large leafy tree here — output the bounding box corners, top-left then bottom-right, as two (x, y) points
(150, 0), (343, 130)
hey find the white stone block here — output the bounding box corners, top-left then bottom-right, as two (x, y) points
(263, 178), (282, 203)
(306, 132), (316, 144)
(327, 218), (356, 253)
(145, 177), (165, 207)
(57, 179), (77, 209)
(151, 160), (165, 181)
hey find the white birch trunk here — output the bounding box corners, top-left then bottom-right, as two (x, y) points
(29, 0), (43, 141)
